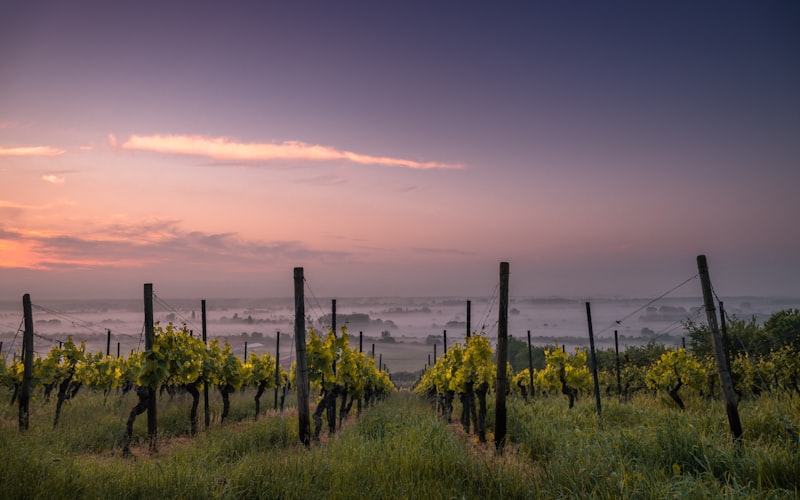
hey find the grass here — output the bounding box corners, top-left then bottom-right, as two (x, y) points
(1, 386), (799, 498)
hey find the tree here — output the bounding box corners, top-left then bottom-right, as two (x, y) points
(764, 309), (800, 351)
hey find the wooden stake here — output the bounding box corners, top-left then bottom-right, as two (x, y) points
(202, 299), (209, 430)
(527, 330), (534, 399)
(274, 331), (280, 410)
(331, 299), (336, 336)
(495, 262), (509, 452)
(294, 268), (311, 447)
(614, 330), (621, 396)
(443, 330), (447, 354)
(19, 294), (34, 431)
(106, 329), (111, 356)
(697, 255), (743, 443)
(144, 283), (157, 452)
(586, 302), (602, 418)
(466, 300), (471, 338)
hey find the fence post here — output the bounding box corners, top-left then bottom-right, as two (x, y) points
(274, 331), (280, 410)
(495, 262), (509, 452)
(466, 300), (471, 338)
(586, 302), (602, 418)
(144, 283), (157, 452)
(202, 299), (209, 429)
(614, 330), (621, 396)
(294, 267), (311, 447)
(527, 330), (534, 398)
(19, 294), (34, 431)
(697, 255), (743, 443)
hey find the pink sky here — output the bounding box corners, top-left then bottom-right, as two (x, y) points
(1, 2), (798, 301)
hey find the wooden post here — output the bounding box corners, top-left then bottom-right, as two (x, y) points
(466, 300), (471, 338)
(719, 301), (732, 370)
(294, 267), (311, 447)
(328, 300), (337, 430)
(372, 343), (375, 360)
(433, 343), (437, 362)
(274, 331), (280, 410)
(359, 331), (363, 353)
(379, 353), (382, 371)
(495, 262), (509, 452)
(144, 283), (157, 452)
(117, 342), (120, 358)
(586, 302), (602, 418)
(106, 329), (111, 356)
(527, 330), (534, 398)
(244, 341), (248, 363)
(428, 354), (431, 367)
(614, 330), (622, 396)
(202, 299), (210, 430)
(331, 299), (336, 336)
(697, 255), (743, 442)
(443, 330), (447, 354)
(19, 294), (34, 431)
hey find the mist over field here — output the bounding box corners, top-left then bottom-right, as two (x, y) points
(1, 294), (794, 373)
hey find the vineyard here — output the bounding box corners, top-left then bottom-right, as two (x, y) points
(1, 262), (799, 498)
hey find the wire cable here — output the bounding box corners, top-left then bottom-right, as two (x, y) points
(595, 273), (699, 336)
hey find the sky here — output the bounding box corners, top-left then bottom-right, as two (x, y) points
(1, 1), (798, 301)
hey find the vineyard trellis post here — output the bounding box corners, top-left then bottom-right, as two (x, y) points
(106, 329), (111, 356)
(328, 299), (337, 433)
(443, 330), (447, 354)
(19, 293), (34, 431)
(614, 330), (621, 396)
(466, 300), (471, 338)
(144, 283), (157, 452)
(527, 330), (534, 399)
(294, 267), (311, 447)
(202, 299), (210, 430)
(697, 255), (743, 443)
(586, 302), (602, 418)
(495, 261), (509, 452)
(274, 331), (280, 410)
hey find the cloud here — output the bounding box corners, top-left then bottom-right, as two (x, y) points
(42, 175), (66, 184)
(0, 146), (66, 157)
(0, 220), (346, 272)
(120, 134), (462, 170)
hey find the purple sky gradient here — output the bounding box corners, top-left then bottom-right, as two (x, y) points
(1, 1), (798, 300)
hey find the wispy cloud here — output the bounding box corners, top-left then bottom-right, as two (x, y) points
(120, 134), (462, 170)
(0, 146), (66, 157)
(0, 220), (346, 271)
(42, 175), (66, 184)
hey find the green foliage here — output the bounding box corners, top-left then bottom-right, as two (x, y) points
(536, 347), (592, 395)
(686, 308), (800, 359)
(764, 308), (800, 350)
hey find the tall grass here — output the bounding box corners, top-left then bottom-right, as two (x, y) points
(1, 387), (798, 498)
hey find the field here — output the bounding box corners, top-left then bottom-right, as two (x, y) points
(1, 386), (798, 498)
